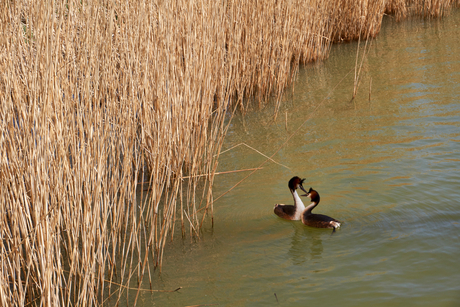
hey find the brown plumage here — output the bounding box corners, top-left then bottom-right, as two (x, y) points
(301, 188), (341, 231)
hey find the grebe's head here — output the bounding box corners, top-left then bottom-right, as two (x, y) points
(302, 187), (320, 203)
(288, 176), (308, 194)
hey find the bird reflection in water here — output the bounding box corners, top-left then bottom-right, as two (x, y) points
(288, 224), (323, 266)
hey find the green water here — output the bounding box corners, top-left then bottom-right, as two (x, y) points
(140, 12), (460, 307)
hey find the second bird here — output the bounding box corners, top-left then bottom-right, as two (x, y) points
(301, 188), (341, 232)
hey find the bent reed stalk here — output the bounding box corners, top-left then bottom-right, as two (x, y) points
(0, 0), (458, 305)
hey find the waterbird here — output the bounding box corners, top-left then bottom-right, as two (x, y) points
(301, 188), (341, 232)
(274, 176), (308, 220)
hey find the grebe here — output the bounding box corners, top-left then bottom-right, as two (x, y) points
(301, 188), (341, 232)
(274, 177), (309, 220)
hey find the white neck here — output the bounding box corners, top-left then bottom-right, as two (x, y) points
(304, 201), (318, 215)
(292, 190), (305, 220)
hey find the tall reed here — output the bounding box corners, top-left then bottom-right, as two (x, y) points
(0, 0), (458, 305)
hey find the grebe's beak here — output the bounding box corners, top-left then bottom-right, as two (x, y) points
(299, 185), (308, 195)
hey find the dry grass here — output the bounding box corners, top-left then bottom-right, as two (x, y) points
(0, 0), (458, 305)
(386, 0), (459, 20)
(329, 0), (387, 42)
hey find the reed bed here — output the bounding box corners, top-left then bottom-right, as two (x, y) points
(0, 0), (458, 305)
(386, 0), (460, 20)
(329, 0), (387, 42)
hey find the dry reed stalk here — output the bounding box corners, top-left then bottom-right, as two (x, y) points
(1, 0), (458, 305)
(369, 77), (373, 101)
(352, 22), (373, 100)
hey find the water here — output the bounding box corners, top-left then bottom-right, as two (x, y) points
(140, 12), (460, 307)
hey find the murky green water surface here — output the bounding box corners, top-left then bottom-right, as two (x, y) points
(142, 12), (460, 307)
